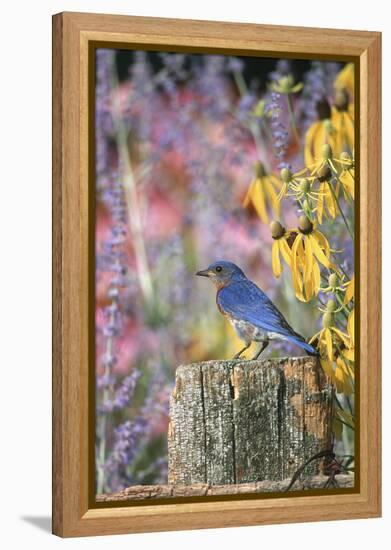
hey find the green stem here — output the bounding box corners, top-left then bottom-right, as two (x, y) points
(261, 118), (275, 148)
(335, 290), (352, 317)
(329, 255), (350, 282)
(333, 414), (355, 431)
(111, 63), (154, 309)
(233, 70), (248, 96)
(233, 71), (276, 177)
(96, 307), (116, 494)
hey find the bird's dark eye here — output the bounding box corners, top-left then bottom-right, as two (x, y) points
(215, 266), (222, 273)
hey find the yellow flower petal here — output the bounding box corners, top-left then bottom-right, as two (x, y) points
(335, 357), (354, 394)
(331, 327), (351, 348)
(343, 348), (355, 362)
(291, 234), (306, 301)
(252, 179), (268, 223)
(340, 169), (355, 200)
(325, 183), (337, 218)
(344, 276), (354, 304)
(272, 240), (282, 278)
(324, 328), (333, 361)
(313, 261), (321, 293)
(242, 180), (255, 208)
(303, 237), (314, 299)
(320, 356), (334, 378)
(317, 182), (325, 223)
(334, 62), (354, 99)
(279, 237), (292, 266)
(305, 122), (321, 167)
(263, 177), (280, 214)
(309, 234), (331, 268)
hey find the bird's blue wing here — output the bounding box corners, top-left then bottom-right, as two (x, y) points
(217, 281), (317, 354)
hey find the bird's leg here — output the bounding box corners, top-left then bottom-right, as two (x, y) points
(233, 342), (251, 360)
(251, 339), (270, 360)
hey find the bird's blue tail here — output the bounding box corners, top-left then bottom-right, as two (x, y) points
(287, 335), (319, 356)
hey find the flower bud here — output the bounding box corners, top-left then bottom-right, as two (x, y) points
(280, 167), (292, 183)
(322, 312), (333, 328)
(298, 215), (313, 234)
(326, 299), (337, 312)
(318, 164), (332, 182)
(328, 273), (338, 288)
(270, 220), (285, 239)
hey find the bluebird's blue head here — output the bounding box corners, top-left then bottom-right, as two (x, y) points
(196, 261), (247, 288)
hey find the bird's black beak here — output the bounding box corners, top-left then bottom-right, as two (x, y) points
(196, 269), (212, 278)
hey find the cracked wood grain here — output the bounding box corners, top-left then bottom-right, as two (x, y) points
(168, 357), (334, 485)
(96, 474), (354, 502)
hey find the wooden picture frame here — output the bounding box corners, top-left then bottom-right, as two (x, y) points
(52, 11), (381, 537)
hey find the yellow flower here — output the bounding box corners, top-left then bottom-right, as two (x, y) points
(335, 152), (355, 200)
(277, 167), (308, 201)
(311, 300), (354, 394)
(304, 120), (338, 167)
(331, 89), (354, 155)
(316, 166), (338, 224)
(310, 300), (350, 361)
(304, 99), (338, 167)
(308, 143), (338, 176)
(334, 62), (355, 100)
(334, 356), (354, 394)
(269, 220), (292, 278)
(290, 216), (334, 301)
(285, 176), (319, 203)
(243, 161), (281, 223)
(306, 144), (344, 224)
(322, 355), (354, 395)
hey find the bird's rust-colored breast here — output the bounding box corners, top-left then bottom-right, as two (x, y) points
(216, 288), (230, 318)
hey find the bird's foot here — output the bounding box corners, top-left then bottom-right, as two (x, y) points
(251, 340), (269, 360)
(232, 343), (251, 360)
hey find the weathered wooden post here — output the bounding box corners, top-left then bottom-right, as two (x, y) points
(168, 357), (334, 485)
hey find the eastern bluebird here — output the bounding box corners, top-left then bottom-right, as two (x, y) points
(196, 260), (318, 359)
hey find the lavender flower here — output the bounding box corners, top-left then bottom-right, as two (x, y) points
(227, 56), (245, 73)
(95, 49), (115, 190)
(265, 92), (291, 170)
(193, 55), (232, 120)
(104, 417), (148, 490)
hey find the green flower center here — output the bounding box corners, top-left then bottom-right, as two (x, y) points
(298, 215), (313, 234)
(270, 220), (285, 239)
